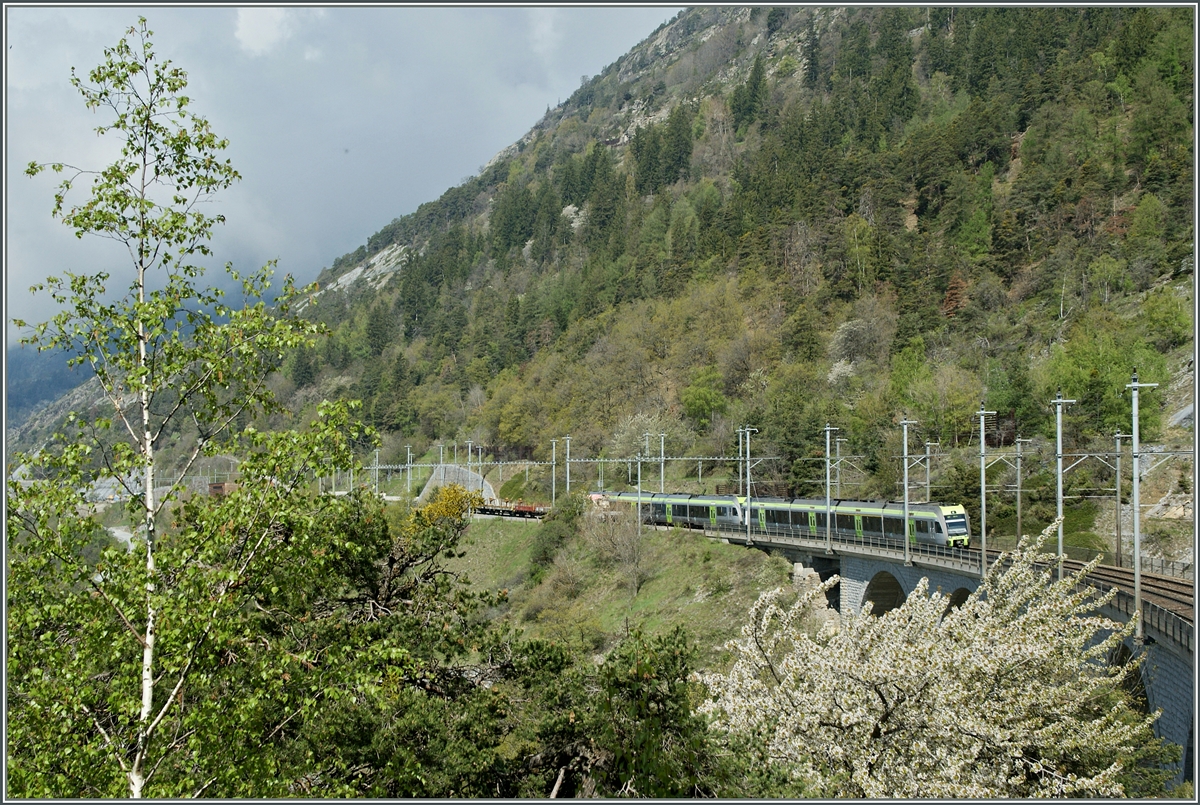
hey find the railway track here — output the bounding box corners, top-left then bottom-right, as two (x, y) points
(1076, 562), (1195, 623)
(985, 548), (1195, 624)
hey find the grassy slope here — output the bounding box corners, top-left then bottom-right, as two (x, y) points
(451, 516), (794, 668)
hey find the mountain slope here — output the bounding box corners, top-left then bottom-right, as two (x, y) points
(11, 7), (1194, 556)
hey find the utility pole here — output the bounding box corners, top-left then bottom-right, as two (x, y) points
(1114, 431), (1131, 568)
(900, 415), (917, 567)
(836, 436), (848, 497)
(737, 427), (744, 495)
(659, 432), (666, 494)
(551, 439), (558, 507)
(466, 440), (473, 491)
(438, 443), (444, 480)
(1014, 437), (1032, 540)
(374, 448), (379, 493)
(1051, 389), (1077, 581)
(925, 441), (939, 503)
(406, 445), (412, 496)
(824, 424), (838, 554)
(565, 435), (571, 495)
(636, 453), (643, 537)
(745, 426), (758, 547)
(1127, 369), (1157, 643)
(978, 402), (996, 578)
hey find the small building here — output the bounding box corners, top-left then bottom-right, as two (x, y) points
(209, 481), (237, 497)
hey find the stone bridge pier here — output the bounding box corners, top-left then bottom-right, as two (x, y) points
(836, 556), (982, 616)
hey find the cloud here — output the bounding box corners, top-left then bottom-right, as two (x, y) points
(235, 8), (292, 56)
(528, 8), (559, 59)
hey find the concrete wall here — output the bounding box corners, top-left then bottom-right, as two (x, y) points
(1095, 608), (1196, 786)
(1139, 637), (1194, 784)
(417, 464), (495, 504)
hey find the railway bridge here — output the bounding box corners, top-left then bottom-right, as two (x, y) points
(703, 525), (1195, 785)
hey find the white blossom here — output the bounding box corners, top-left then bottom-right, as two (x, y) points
(697, 522), (1162, 798)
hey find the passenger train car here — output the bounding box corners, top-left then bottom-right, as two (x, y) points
(601, 492), (971, 549)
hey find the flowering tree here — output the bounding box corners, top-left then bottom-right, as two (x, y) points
(697, 523), (1179, 798)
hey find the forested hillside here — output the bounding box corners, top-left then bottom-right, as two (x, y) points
(9, 9), (1194, 797)
(287, 6), (1192, 515)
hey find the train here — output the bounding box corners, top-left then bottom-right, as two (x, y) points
(475, 500), (550, 519)
(599, 492), (972, 549)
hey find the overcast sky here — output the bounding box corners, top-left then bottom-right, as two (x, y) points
(5, 5), (684, 344)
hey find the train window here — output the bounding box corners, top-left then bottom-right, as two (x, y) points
(916, 519), (930, 534)
(933, 521), (943, 534)
(716, 506), (727, 517)
(836, 513), (855, 533)
(944, 514), (968, 535)
(883, 515), (903, 537)
(673, 504), (687, 518)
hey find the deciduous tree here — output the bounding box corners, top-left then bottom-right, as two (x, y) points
(9, 19), (363, 797)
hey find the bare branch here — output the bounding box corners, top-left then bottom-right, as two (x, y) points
(89, 579), (148, 649)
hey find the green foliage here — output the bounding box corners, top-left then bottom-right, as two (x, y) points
(296, 5), (1192, 497)
(531, 519), (573, 568)
(365, 300), (396, 356)
(680, 366), (727, 431)
(766, 8), (789, 36)
(14, 8), (1194, 797)
(7, 402), (371, 797)
(1041, 309), (1168, 438)
(491, 181), (536, 256)
(10, 20), (365, 796)
(289, 343), (319, 388)
(528, 493), (586, 569)
(730, 54), (767, 131)
(1138, 287), (1192, 351)
(589, 628), (718, 797)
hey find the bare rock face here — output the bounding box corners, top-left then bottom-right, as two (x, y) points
(792, 562), (820, 589)
(6, 375), (108, 456)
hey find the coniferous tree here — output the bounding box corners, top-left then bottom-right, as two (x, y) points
(730, 54), (768, 131)
(291, 344), (319, 388)
(661, 103), (694, 185)
(365, 301), (395, 356)
(631, 124), (664, 194)
(804, 16), (823, 91)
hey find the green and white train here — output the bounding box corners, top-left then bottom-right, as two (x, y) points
(600, 492), (971, 549)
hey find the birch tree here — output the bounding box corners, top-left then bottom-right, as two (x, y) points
(8, 18), (365, 797)
(697, 522), (1180, 798)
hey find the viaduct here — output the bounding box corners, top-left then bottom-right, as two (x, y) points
(708, 525), (1195, 787)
